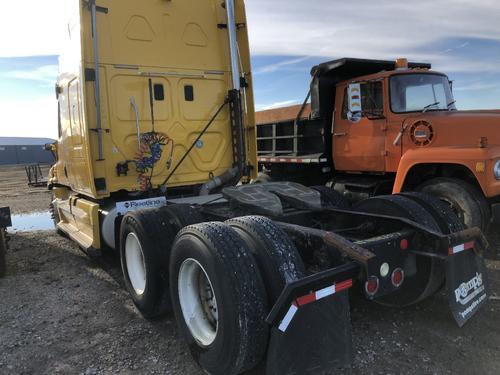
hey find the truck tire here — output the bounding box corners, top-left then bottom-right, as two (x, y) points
(226, 216), (306, 304)
(160, 204), (204, 232)
(170, 222), (268, 375)
(0, 228), (6, 278)
(417, 177), (490, 231)
(311, 185), (350, 209)
(400, 192), (464, 233)
(354, 194), (444, 306)
(120, 209), (177, 318)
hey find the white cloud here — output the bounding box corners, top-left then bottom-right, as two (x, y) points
(0, 97), (58, 139)
(0, 0), (68, 57)
(3, 65), (58, 84)
(454, 81), (500, 91)
(257, 100), (301, 111)
(254, 56), (311, 74)
(1, 0), (498, 75)
(246, 0), (500, 71)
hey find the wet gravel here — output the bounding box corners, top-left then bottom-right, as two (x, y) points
(1, 230), (499, 374)
(1, 165), (500, 374)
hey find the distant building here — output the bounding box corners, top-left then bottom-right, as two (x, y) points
(0, 137), (55, 165)
(255, 104), (311, 125)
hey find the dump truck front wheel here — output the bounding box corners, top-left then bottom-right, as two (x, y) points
(170, 222), (268, 375)
(417, 177), (490, 231)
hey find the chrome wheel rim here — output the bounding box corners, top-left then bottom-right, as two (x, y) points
(125, 232), (147, 295)
(178, 258), (218, 347)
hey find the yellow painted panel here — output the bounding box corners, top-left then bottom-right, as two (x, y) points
(111, 74), (171, 122)
(179, 78), (228, 121)
(54, 0), (257, 199)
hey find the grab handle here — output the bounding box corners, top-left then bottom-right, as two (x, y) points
(130, 97), (141, 149)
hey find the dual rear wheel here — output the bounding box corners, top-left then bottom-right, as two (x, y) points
(119, 204), (203, 318)
(170, 217), (305, 374)
(120, 206), (305, 375)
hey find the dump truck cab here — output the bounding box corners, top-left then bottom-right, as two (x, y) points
(258, 58), (500, 231)
(333, 66), (456, 172)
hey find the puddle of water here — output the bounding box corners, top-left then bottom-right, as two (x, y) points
(9, 212), (54, 232)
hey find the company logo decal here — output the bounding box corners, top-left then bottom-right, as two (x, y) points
(454, 272), (484, 305)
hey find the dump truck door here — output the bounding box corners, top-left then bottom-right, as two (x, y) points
(333, 82), (387, 172)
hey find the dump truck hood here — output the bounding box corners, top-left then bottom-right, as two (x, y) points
(404, 110), (500, 147)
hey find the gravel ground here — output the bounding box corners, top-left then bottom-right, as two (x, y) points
(0, 165), (52, 214)
(1, 165), (500, 374)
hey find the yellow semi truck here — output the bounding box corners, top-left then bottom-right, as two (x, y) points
(49, 1), (489, 374)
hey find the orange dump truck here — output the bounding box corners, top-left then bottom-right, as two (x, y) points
(256, 58), (500, 231)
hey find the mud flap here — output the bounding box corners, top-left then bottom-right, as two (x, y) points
(266, 291), (352, 375)
(446, 247), (489, 327)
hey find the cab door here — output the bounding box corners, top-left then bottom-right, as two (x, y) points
(333, 81), (387, 172)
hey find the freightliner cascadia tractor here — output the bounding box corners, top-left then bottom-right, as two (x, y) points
(48, 1), (489, 374)
(256, 58), (500, 232)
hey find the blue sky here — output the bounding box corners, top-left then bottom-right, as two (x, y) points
(253, 37), (500, 110)
(0, 0), (499, 138)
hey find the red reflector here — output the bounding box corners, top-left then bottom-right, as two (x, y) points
(391, 268), (404, 287)
(400, 239), (409, 250)
(365, 276), (379, 296)
(336, 279), (353, 292)
(296, 292), (316, 307)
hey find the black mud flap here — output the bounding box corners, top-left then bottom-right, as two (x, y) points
(266, 291), (352, 375)
(446, 246), (489, 327)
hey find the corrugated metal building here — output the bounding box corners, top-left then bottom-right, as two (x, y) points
(0, 137), (55, 165)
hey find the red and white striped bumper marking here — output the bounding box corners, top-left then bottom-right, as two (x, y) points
(278, 279), (353, 332)
(258, 157), (327, 164)
(448, 241), (474, 255)
(278, 303), (298, 332)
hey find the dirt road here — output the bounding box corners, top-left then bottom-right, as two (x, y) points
(1, 166), (500, 374)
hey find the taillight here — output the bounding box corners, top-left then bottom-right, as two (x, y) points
(400, 239), (409, 250)
(391, 268), (405, 287)
(365, 276), (379, 296)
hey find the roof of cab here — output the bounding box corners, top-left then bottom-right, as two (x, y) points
(311, 57), (431, 78)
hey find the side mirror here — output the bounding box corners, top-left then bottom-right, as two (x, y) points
(55, 84), (62, 99)
(347, 83), (362, 123)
